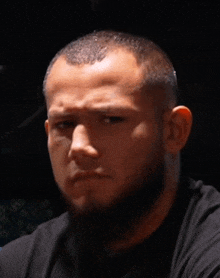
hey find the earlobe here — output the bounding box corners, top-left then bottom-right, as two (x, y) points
(45, 120), (49, 136)
(164, 106), (192, 154)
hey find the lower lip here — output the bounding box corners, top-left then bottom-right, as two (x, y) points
(69, 175), (109, 188)
(74, 176), (108, 184)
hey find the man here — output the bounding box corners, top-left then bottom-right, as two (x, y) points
(1, 30), (220, 277)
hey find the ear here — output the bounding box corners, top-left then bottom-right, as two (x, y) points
(163, 106), (192, 154)
(45, 119), (49, 136)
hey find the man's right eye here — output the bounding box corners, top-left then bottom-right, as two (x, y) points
(55, 121), (75, 129)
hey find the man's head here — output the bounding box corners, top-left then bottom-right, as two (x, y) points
(44, 31), (192, 245)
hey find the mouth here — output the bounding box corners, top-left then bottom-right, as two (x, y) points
(72, 172), (110, 184)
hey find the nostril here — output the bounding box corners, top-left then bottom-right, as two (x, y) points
(68, 145), (99, 159)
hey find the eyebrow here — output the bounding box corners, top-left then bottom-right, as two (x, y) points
(48, 105), (138, 118)
(48, 112), (73, 119)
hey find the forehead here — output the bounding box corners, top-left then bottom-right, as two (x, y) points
(46, 49), (144, 95)
(45, 49), (159, 116)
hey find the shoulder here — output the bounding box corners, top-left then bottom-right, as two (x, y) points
(187, 179), (220, 229)
(171, 179), (220, 277)
(0, 212), (70, 278)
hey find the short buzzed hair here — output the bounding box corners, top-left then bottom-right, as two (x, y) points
(43, 30), (178, 109)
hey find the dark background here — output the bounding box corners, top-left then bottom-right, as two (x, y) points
(0, 0), (220, 244)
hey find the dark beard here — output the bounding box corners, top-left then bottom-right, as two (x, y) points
(62, 161), (165, 277)
(66, 162), (165, 244)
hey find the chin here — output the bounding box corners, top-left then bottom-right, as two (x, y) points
(64, 194), (107, 217)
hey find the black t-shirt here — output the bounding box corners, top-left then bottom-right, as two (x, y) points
(1, 177), (220, 277)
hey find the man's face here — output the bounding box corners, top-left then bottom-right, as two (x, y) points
(45, 49), (165, 214)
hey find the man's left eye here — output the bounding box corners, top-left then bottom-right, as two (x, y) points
(103, 116), (124, 124)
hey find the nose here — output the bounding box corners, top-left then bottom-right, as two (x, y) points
(68, 124), (99, 160)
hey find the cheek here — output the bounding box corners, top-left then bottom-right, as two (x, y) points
(47, 137), (72, 185)
(131, 122), (149, 139)
(124, 122), (162, 168)
(131, 121), (161, 142)
(48, 136), (71, 164)
(130, 122), (157, 156)
(103, 123), (151, 173)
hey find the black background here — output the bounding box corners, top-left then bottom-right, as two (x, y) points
(1, 0), (220, 201)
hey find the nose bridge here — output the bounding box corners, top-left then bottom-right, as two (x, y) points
(72, 124), (90, 148)
(68, 123), (99, 160)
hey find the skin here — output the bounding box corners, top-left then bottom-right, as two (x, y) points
(45, 48), (192, 251)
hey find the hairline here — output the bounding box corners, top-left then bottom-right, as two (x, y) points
(43, 34), (178, 115)
(44, 46), (176, 94)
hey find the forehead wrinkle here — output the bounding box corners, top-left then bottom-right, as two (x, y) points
(50, 98), (139, 113)
(47, 86), (142, 118)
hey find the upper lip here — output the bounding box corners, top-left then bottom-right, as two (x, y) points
(72, 172), (109, 183)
